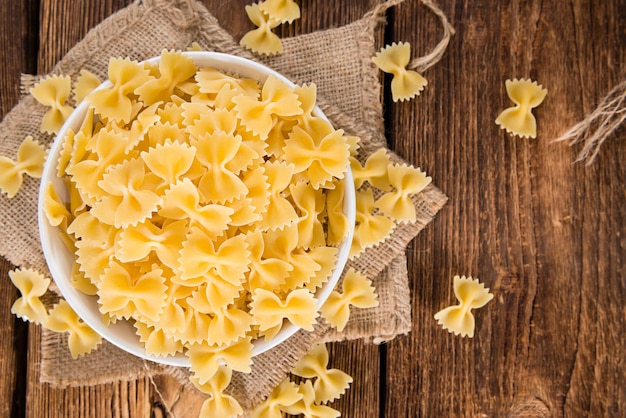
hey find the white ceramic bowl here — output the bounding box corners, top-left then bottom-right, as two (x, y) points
(38, 52), (356, 367)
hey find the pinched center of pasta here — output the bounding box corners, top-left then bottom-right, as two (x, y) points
(44, 50), (352, 376)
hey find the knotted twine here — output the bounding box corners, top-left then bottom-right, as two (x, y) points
(0, 0), (451, 411)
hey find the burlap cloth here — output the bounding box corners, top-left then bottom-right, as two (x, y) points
(0, 0), (448, 411)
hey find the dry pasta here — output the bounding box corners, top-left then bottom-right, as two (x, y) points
(372, 42), (427, 102)
(320, 268), (379, 332)
(240, 2), (283, 56)
(0, 136), (46, 198)
(434, 275), (493, 338)
(41, 49), (355, 411)
(30, 75), (74, 134)
(9, 268), (51, 325)
(495, 78), (547, 138)
(45, 299), (102, 359)
(259, 0), (301, 24)
(291, 343), (353, 403)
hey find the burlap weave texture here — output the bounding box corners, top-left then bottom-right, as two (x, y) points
(0, 0), (448, 410)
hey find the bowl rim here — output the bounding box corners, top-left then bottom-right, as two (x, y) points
(38, 51), (356, 367)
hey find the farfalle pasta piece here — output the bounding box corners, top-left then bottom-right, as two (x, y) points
(260, 0), (300, 23)
(325, 179), (349, 246)
(250, 288), (318, 332)
(0, 136), (46, 198)
(262, 224), (322, 291)
(240, 2), (283, 56)
(320, 268), (378, 332)
(350, 148), (391, 190)
(245, 229), (292, 292)
(351, 189), (395, 257)
(375, 164), (432, 223)
(109, 102), (161, 153)
(187, 277), (244, 314)
(193, 131), (250, 203)
(9, 268), (50, 324)
(159, 178), (233, 240)
(252, 377), (303, 418)
(290, 181), (326, 249)
(135, 50), (197, 105)
(191, 367), (243, 418)
(291, 343), (353, 403)
(74, 69), (101, 103)
(29, 75), (74, 134)
(140, 140), (196, 188)
(258, 161), (298, 230)
(188, 338), (253, 385)
(282, 124), (350, 189)
(45, 299), (102, 359)
(66, 128), (128, 201)
(178, 227), (250, 286)
(233, 75), (302, 139)
(195, 68), (260, 98)
(495, 78), (547, 138)
(434, 275), (494, 338)
(97, 261), (167, 322)
(115, 219), (188, 270)
(90, 158), (163, 228)
(305, 246), (338, 291)
(372, 42), (427, 102)
(282, 381), (341, 418)
(207, 307), (254, 346)
(42, 182), (72, 230)
(86, 57), (151, 123)
(135, 320), (184, 358)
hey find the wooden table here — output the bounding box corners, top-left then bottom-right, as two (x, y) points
(1, 0), (624, 416)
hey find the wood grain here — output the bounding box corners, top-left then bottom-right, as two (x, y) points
(0, 0), (623, 417)
(0, 1), (38, 417)
(385, 0), (625, 417)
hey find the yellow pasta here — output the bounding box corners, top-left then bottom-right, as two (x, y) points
(44, 50), (354, 376)
(30, 75), (74, 134)
(135, 50), (197, 105)
(86, 57), (151, 123)
(283, 124), (351, 190)
(90, 158), (163, 228)
(290, 181), (326, 249)
(98, 261), (167, 322)
(291, 343), (353, 403)
(234, 75), (303, 139)
(240, 2), (283, 56)
(434, 275), (493, 338)
(371, 42), (427, 102)
(495, 78), (547, 138)
(0, 136), (46, 198)
(259, 0), (301, 24)
(73, 69), (101, 103)
(350, 148), (391, 190)
(187, 338), (254, 385)
(42, 182), (72, 230)
(375, 164), (431, 223)
(135, 320), (184, 358)
(45, 299), (102, 359)
(250, 288), (318, 332)
(251, 377), (303, 418)
(282, 380), (341, 418)
(9, 268), (51, 324)
(320, 268), (378, 332)
(191, 367), (243, 418)
(351, 189), (395, 257)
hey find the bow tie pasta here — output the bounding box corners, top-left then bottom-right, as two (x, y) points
(496, 78), (547, 138)
(41, 50), (353, 396)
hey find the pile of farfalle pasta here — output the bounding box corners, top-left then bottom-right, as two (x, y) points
(1, 47), (438, 417)
(41, 49), (356, 365)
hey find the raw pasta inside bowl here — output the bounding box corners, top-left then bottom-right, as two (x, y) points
(38, 51), (356, 367)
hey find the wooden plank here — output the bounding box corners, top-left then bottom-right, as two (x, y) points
(384, 0), (625, 416)
(0, 1), (39, 417)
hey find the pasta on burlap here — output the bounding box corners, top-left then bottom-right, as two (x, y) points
(0, 0), (450, 412)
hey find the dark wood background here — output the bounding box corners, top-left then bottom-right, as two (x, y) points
(0, 0), (624, 416)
